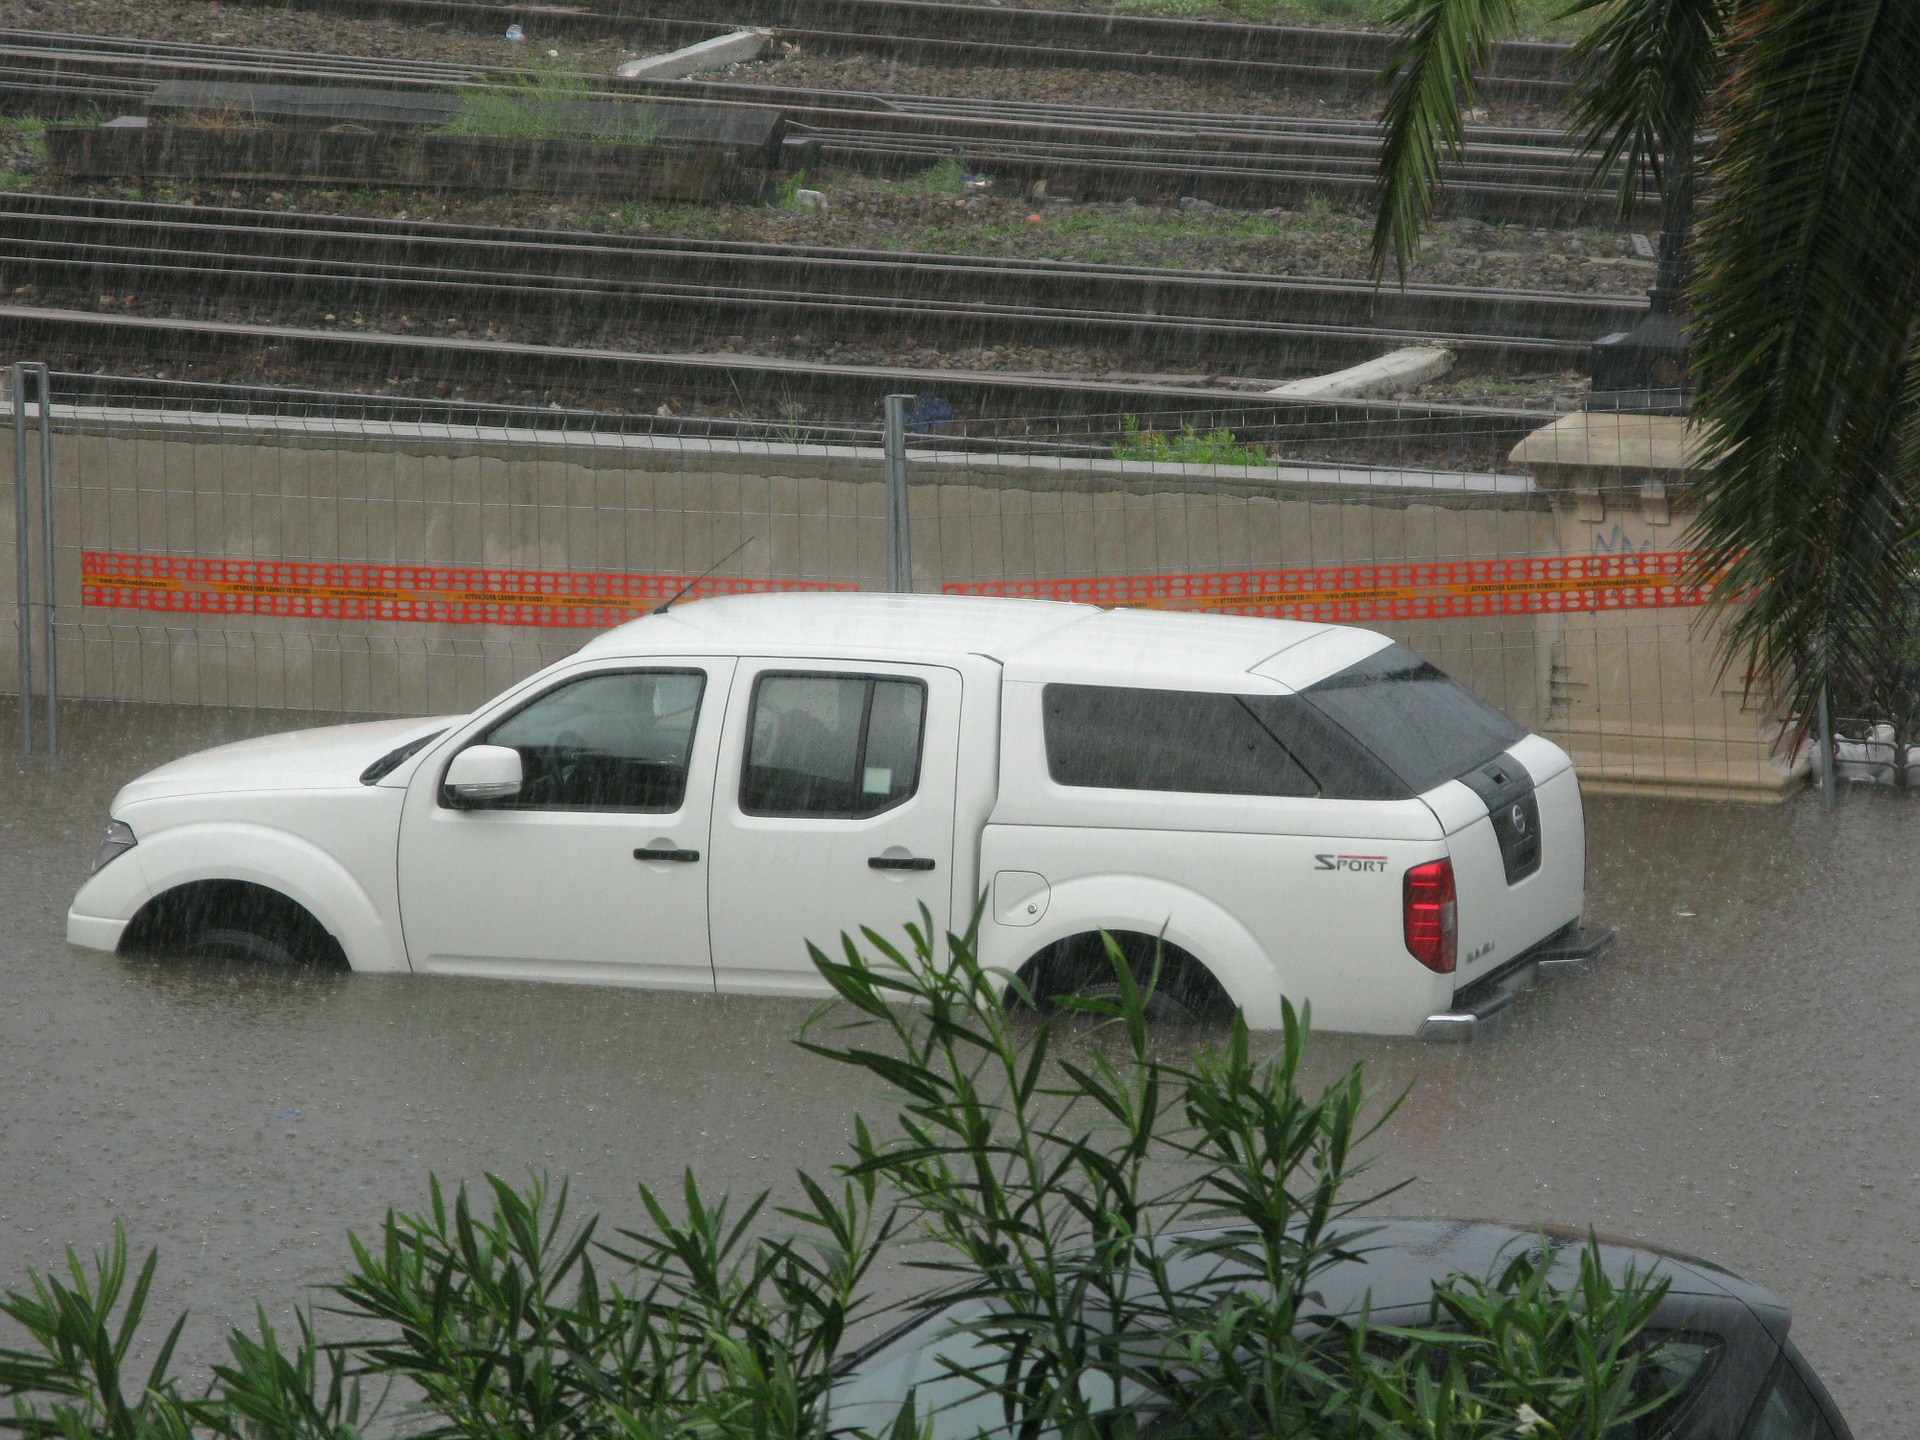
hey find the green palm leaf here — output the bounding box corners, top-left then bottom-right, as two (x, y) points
(1369, 0), (1522, 280)
(1370, 0), (1725, 274)
(1556, 0), (1724, 212)
(1685, 0), (1920, 724)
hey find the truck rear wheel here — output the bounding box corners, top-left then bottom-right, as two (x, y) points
(1018, 931), (1235, 1025)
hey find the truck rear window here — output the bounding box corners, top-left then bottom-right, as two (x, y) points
(1299, 644), (1524, 796)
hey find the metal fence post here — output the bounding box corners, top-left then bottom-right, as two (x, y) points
(29, 363), (52, 754)
(1816, 683), (1836, 809)
(11, 362), (30, 754)
(882, 393), (915, 594)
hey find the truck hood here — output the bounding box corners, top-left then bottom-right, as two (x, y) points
(113, 716), (460, 806)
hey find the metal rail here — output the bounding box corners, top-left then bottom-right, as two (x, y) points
(0, 304), (1557, 467)
(0, 194), (1643, 368)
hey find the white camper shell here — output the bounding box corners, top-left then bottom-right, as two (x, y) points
(68, 594), (1612, 1039)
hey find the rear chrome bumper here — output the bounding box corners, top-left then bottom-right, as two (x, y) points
(1418, 921), (1617, 1042)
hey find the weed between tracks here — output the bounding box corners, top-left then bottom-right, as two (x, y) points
(902, 195), (1360, 264)
(0, 115), (45, 190)
(1113, 414), (1270, 464)
(436, 63), (662, 145)
(897, 156), (972, 196)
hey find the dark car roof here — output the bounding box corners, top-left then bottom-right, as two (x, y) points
(1159, 1217), (1785, 1322)
(840, 1216), (1788, 1377)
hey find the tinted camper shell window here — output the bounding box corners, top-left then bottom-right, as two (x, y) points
(1299, 644), (1524, 796)
(1040, 645), (1524, 803)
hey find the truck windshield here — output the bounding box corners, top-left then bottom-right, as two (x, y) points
(1300, 644), (1524, 796)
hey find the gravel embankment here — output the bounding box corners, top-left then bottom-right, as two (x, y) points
(29, 344), (1541, 472)
(0, 0), (1563, 126)
(14, 283), (1356, 385)
(15, 271), (1594, 416)
(19, 160), (1651, 296)
(0, 0), (1611, 414)
(1, 157), (1632, 410)
(711, 51), (1563, 128)
(0, 0), (647, 70)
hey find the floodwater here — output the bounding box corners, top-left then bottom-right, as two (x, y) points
(2, 702), (1915, 1435)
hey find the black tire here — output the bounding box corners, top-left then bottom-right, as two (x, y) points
(182, 924), (314, 968)
(1067, 975), (1217, 1026)
(126, 883), (350, 970)
(1022, 932), (1235, 1026)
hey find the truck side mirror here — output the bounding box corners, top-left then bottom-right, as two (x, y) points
(445, 744), (523, 804)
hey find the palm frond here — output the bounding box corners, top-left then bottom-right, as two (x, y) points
(1555, 0), (1726, 213)
(1685, 0), (1920, 727)
(1900, 331), (1920, 499)
(1369, 0), (1521, 282)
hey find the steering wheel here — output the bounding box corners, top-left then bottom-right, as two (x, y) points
(520, 726), (593, 805)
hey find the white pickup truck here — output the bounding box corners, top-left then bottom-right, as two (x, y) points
(68, 593), (1611, 1039)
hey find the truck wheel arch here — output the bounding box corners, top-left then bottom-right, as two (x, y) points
(990, 875), (1287, 1029)
(122, 822), (403, 972)
(122, 880), (348, 969)
(1012, 929), (1236, 1023)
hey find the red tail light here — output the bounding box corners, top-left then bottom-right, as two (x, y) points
(1404, 859), (1458, 974)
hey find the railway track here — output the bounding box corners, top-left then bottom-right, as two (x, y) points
(222, 0), (1575, 104)
(753, 92), (1633, 219)
(1, 303), (1555, 465)
(1, 28), (1638, 223)
(0, 194), (1643, 370)
(0, 28), (474, 110)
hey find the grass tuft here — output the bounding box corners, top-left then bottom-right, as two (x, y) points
(899, 156), (970, 195)
(438, 64), (661, 145)
(1114, 414), (1270, 464)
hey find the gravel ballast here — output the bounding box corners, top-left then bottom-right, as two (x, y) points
(22, 164), (1653, 296)
(710, 50), (1563, 127)
(0, 0), (1564, 127)
(0, 0), (649, 72)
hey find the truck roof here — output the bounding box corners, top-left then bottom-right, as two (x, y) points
(576, 592), (1391, 691)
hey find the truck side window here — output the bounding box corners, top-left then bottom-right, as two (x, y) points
(742, 673), (926, 819)
(476, 669), (705, 812)
(1042, 684), (1317, 798)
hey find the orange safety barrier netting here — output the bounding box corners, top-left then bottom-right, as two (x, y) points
(945, 551), (1717, 619)
(80, 552), (854, 629)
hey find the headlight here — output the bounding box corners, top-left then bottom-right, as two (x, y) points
(92, 819), (137, 874)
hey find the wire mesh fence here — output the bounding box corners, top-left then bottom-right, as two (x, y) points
(0, 363), (1805, 798)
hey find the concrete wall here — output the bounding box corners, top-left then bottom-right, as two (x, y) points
(1512, 412), (1805, 800)
(1, 405), (1559, 720)
(2, 403), (1790, 799)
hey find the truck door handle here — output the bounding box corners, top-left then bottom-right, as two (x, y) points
(634, 847), (700, 863)
(869, 855), (935, 871)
